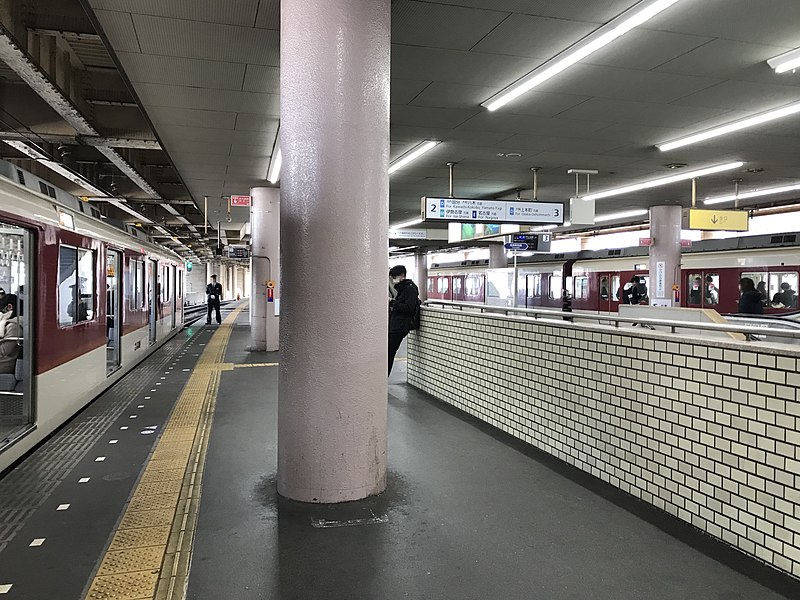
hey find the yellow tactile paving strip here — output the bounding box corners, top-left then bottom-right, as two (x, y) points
(84, 303), (247, 600)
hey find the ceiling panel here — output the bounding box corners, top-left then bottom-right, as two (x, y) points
(146, 106), (237, 130)
(471, 13), (596, 59)
(392, 1), (509, 51)
(234, 114), (280, 134)
(157, 125), (275, 145)
(115, 52), (247, 89)
(242, 64), (280, 93)
(417, 0), (634, 23)
(671, 80), (800, 110)
(93, 10), (141, 53)
(135, 83), (279, 114)
(131, 14), (279, 65)
(580, 29), (713, 71)
(254, 0), (280, 30)
(456, 112), (609, 136)
(230, 144), (274, 158)
(555, 98), (735, 128)
(654, 39), (794, 80)
(91, 0), (260, 27)
(392, 79), (432, 104)
(390, 105), (479, 129)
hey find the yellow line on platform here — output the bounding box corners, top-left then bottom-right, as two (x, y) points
(233, 362), (278, 369)
(84, 302), (247, 600)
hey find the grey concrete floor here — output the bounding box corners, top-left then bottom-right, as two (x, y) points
(188, 316), (791, 600)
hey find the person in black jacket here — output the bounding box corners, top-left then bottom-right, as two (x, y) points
(206, 274), (223, 325)
(738, 277), (764, 315)
(388, 265), (419, 375)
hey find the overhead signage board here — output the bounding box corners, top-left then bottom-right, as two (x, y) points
(230, 195), (251, 207)
(228, 246), (249, 259)
(389, 228), (427, 240)
(686, 208), (748, 232)
(511, 233), (551, 252)
(504, 242), (528, 251)
(423, 197), (563, 225)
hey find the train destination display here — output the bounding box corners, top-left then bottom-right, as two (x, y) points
(423, 197), (564, 225)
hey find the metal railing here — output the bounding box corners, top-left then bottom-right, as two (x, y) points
(423, 300), (800, 342)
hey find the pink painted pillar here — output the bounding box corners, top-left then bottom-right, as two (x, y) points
(278, 0), (389, 502)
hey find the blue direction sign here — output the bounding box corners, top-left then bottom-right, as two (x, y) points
(504, 242), (528, 251)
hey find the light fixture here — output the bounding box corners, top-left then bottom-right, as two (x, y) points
(40, 160), (108, 196)
(703, 182), (800, 206)
(482, 0), (683, 111)
(388, 140), (440, 175)
(767, 48), (800, 74)
(657, 102), (800, 151)
(389, 216), (424, 229)
(582, 161), (744, 201)
(268, 145), (282, 184)
(108, 199), (154, 224)
(594, 209), (649, 223)
(3, 139), (48, 160)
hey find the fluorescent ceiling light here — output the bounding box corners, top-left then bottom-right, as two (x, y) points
(482, 0), (682, 111)
(657, 102), (800, 151)
(594, 209), (649, 223)
(388, 140), (440, 175)
(767, 47), (800, 74)
(390, 216), (424, 229)
(582, 161), (744, 201)
(703, 182), (800, 206)
(268, 145), (282, 184)
(3, 139), (48, 160)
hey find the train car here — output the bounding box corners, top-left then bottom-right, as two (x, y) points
(428, 237), (800, 315)
(0, 160), (186, 472)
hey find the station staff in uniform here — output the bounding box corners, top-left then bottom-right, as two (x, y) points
(206, 274), (223, 325)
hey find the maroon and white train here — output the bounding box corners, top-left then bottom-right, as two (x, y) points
(0, 160), (185, 473)
(427, 235), (800, 315)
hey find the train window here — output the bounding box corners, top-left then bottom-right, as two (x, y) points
(688, 273), (702, 305)
(527, 274), (542, 298)
(704, 274), (720, 306)
(574, 276), (589, 300)
(438, 278), (449, 294)
(452, 278), (462, 296)
(128, 259), (144, 310)
(612, 275), (620, 301)
(768, 272), (799, 308)
(742, 272), (768, 304)
(58, 246), (95, 326)
(549, 275), (562, 300)
(465, 274), (481, 296)
(600, 276), (609, 301)
(426, 278), (433, 294)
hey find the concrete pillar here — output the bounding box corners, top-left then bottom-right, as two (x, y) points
(649, 205), (682, 307)
(489, 243), (506, 269)
(278, 0), (389, 503)
(250, 187), (280, 352)
(415, 253), (428, 302)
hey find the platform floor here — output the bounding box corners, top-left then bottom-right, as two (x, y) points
(0, 305), (794, 599)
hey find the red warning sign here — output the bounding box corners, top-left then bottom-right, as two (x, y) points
(267, 288), (274, 302)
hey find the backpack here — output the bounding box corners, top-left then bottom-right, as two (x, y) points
(409, 298), (421, 330)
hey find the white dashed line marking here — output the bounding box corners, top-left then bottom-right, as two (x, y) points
(160, 377), (166, 380)
(120, 426), (129, 430)
(138, 405), (144, 408)
(109, 440), (118, 444)
(150, 389), (156, 392)
(78, 478), (90, 483)
(182, 369), (190, 372)
(95, 457), (106, 462)
(129, 415), (138, 419)
(156, 383), (162, 386)
(56, 504), (70, 511)
(29, 538), (45, 547)
(0, 584), (12, 593)
(144, 396), (151, 400)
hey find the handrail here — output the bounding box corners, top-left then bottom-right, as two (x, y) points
(423, 300), (800, 341)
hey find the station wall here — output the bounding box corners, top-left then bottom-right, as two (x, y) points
(408, 308), (800, 579)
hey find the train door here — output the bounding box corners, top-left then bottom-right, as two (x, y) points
(170, 266), (177, 329)
(149, 260), (158, 344)
(686, 271), (720, 309)
(106, 249), (122, 374)
(598, 272), (621, 312)
(525, 273), (542, 308)
(0, 223), (33, 447)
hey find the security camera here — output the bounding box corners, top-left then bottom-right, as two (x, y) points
(226, 215), (232, 223)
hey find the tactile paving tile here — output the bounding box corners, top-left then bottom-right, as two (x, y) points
(127, 493), (180, 513)
(133, 480), (182, 497)
(137, 469), (185, 484)
(86, 570), (158, 600)
(96, 546), (166, 576)
(119, 509), (176, 530)
(109, 526), (171, 551)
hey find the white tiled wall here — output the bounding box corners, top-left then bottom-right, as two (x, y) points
(407, 307), (800, 578)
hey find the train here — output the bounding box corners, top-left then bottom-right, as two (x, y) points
(0, 159), (186, 473)
(427, 233), (800, 315)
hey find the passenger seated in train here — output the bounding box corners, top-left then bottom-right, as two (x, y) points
(738, 278), (764, 315)
(772, 282), (798, 308)
(0, 294), (21, 374)
(756, 281), (768, 305)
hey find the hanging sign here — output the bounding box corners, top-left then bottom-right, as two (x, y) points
(686, 209), (748, 231)
(422, 197), (563, 225)
(230, 195), (251, 207)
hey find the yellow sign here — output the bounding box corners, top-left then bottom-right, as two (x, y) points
(687, 209), (748, 231)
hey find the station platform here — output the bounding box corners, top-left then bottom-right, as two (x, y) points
(0, 302), (795, 599)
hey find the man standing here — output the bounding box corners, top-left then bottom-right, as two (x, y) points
(388, 265), (419, 375)
(206, 274), (223, 325)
